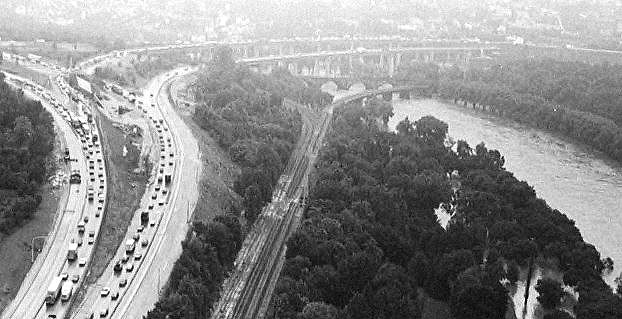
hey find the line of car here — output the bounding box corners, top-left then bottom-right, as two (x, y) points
(75, 85), (176, 319)
(2, 72), (107, 319)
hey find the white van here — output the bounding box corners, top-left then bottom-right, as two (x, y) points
(60, 281), (73, 302)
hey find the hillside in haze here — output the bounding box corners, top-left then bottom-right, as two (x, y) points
(0, 0), (231, 44)
(2, 0), (622, 49)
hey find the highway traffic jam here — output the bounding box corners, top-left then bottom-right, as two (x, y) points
(2, 39), (329, 319)
(72, 71), (181, 319)
(2, 70), (107, 319)
(1, 53), (181, 319)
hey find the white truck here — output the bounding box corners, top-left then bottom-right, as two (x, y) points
(45, 276), (63, 305)
(61, 281), (73, 302)
(67, 242), (78, 261)
(125, 239), (135, 253)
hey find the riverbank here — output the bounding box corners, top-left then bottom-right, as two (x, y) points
(390, 98), (622, 285)
(388, 98), (622, 318)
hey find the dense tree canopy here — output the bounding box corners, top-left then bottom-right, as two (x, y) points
(269, 95), (622, 318)
(147, 47), (329, 317)
(145, 215), (242, 319)
(192, 46), (330, 223)
(536, 278), (564, 310)
(0, 74), (55, 234)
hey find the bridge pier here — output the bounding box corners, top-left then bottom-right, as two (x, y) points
(288, 62), (299, 75)
(313, 58), (320, 76)
(388, 54), (395, 78)
(325, 57), (332, 77)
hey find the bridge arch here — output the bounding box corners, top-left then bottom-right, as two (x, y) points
(377, 83), (393, 90)
(349, 82), (366, 93)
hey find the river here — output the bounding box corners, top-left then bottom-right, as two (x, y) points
(387, 98), (622, 318)
(388, 98), (622, 282)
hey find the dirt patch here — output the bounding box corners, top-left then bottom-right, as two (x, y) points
(168, 78), (241, 222)
(0, 122), (67, 312)
(75, 110), (147, 292)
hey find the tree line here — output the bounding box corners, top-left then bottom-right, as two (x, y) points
(0, 73), (55, 234)
(268, 96), (622, 319)
(145, 46), (330, 318)
(145, 215), (242, 319)
(192, 46), (329, 224)
(392, 59), (622, 164)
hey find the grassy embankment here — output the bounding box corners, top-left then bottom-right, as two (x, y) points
(0, 127), (65, 312)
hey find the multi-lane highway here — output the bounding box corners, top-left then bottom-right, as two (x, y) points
(1, 72), (108, 319)
(72, 67), (201, 319)
(2, 40), (337, 319)
(211, 100), (332, 319)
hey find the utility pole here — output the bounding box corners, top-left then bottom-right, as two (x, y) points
(157, 267), (161, 297)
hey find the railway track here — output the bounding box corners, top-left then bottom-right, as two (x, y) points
(211, 103), (332, 319)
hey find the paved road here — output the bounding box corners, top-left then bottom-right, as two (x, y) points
(72, 67), (201, 319)
(1, 73), (108, 319)
(211, 100), (332, 319)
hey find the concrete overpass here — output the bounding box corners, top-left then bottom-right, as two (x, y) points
(84, 38), (499, 78)
(332, 85), (432, 105)
(238, 46), (497, 78)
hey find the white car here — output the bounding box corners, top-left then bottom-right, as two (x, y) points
(100, 287), (110, 297)
(78, 258), (87, 267)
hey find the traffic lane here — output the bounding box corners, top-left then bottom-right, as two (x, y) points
(104, 75), (185, 318)
(112, 70), (201, 318)
(41, 153), (107, 319)
(30, 95), (98, 319)
(16, 80), (107, 319)
(40, 96), (110, 318)
(0, 84), (87, 319)
(78, 187), (170, 318)
(72, 75), (181, 318)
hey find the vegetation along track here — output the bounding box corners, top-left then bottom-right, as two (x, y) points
(211, 101), (333, 319)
